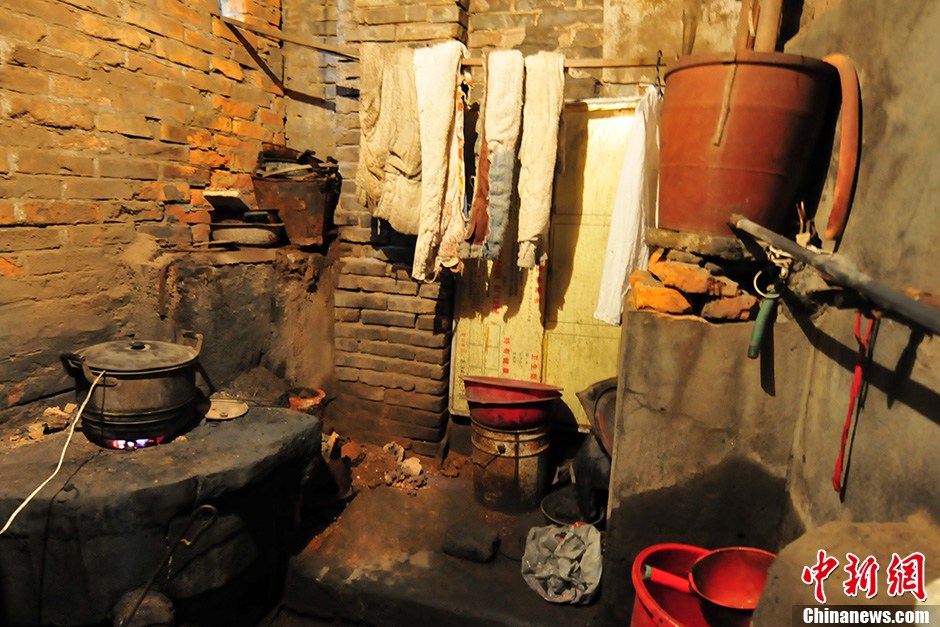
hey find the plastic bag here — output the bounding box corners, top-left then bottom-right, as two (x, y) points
(521, 523), (602, 604)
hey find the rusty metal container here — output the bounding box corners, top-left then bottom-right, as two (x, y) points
(471, 420), (550, 512)
(658, 51), (837, 236)
(252, 174), (337, 247)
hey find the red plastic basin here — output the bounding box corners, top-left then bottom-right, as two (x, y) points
(462, 375), (563, 404)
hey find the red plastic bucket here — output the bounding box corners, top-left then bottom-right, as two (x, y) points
(631, 544), (711, 627)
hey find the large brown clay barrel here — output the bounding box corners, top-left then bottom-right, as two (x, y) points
(659, 51), (835, 236)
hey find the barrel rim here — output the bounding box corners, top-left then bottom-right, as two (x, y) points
(665, 51), (833, 79)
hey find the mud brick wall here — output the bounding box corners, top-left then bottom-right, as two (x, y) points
(0, 0), (288, 411)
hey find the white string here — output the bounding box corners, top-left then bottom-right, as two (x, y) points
(0, 370), (106, 536)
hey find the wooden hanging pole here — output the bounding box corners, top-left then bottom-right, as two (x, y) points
(221, 16), (663, 69)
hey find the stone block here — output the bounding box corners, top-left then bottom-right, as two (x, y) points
(700, 293), (759, 321)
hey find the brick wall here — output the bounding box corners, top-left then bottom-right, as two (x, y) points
(318, 1), (467, 455)
(0, 0), (288, 410)
(468, 0), (604, 98)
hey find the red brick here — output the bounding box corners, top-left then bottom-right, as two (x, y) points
(42, 28), (125, 66)
(335, 323), (388, 341)
(99, 157), (160, 180)
(387, 328), (451, 350)
(20, 200), (100, 224)
(63, 178), (136, 200)
(188, 129), (215, 148)
(160, 0), (211, 30)
(163, 164), (211, 185)
(213, 96), (256, 119)
(0, 176), (63, 199)
(23, 247), (107, 275)
(153, 38), (212, 71)
(211, 57), (245, 81)
(361, 310), (416, 328)
(167, 205), (211, 224)
(336, 274), (419, 295)
(159, 123), (190, 144)
(155, 80), (205, 106)
(387, 295), (437, 314)
(335, 307), (361, 322)
(334, 291), (387, 310)
(65, 223), (135, 247)
(648, 248), (738, 296)
(8, 95), (94, 130)
(80, 13), (152, 49)
(97, 112), (153, 138)
(0, 11), (46, 43)
(0, 226), (63, 251)
(128, 141), (188, 161)
(135, 182), (191, 203)
(15, 149), (94, 176)
(337, 381), (386, 402)
(191, 224), (210, 242)
(0, 257), (24, 278)
(208, 171), (252, 188)
(384, 389), (447, 413)
(124, 5), (185, 40)
(125, 52), (181, 80)
(701, 293), (759, 321)
(0, 200), (16, 226)
(232, 118), (270, 141)
(183, 28), (230, 56)
(60, 0), (121, 17)
(10, 46), (89, 79)
(189, 149), (230, 168)
(0, 64), (49, 95)
(258, 108), (282, 127)
(631, 270), (693, 314)
(338, 257), (390, 277)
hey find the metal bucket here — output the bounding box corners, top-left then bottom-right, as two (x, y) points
(471, 421), (550, 512)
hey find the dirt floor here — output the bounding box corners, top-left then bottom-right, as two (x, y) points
(264, 440), (604, 627)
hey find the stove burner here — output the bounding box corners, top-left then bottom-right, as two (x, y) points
(104, 437), (165, 450)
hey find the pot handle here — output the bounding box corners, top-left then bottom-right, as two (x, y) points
(821, 54), (861, 242)
(63, 352), (115, 387)
(178, 330), (204, 357)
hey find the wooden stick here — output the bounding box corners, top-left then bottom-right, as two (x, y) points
(753, 0), (783, 52)
(221, 16), (359, 59)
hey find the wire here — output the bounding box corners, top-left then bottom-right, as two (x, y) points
(0, 371), (106, 536)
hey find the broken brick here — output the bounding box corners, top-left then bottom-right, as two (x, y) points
(701, 293), (760, 321)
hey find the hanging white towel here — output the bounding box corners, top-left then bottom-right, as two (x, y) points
(412, 40), (467, 281)
(355, 43), (393, 209)
(594, 86), (663, 325)
(376, 47), (422, 235)
(516, 51), (565, 268)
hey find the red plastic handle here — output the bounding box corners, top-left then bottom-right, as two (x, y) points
(643, 565), (693, 593)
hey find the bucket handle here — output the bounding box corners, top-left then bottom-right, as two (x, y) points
(820, 54), (860, 242)
(62, 353), (117, 387)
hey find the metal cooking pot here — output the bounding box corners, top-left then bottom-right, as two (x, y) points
(64, 331), (203, 445)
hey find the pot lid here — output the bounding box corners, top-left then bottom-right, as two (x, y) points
(76, 339), (199, 372)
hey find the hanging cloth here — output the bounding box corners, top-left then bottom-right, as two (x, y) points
(517, 51), (565, 268)
(375, 47), (422, 235)
(594, 86), (663, 325)
(355, 43), (393, 209)
(480, 50), (525, 261)
(412, 40), (467, 281)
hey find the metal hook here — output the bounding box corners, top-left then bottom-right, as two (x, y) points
(655, 50), (664, 95)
